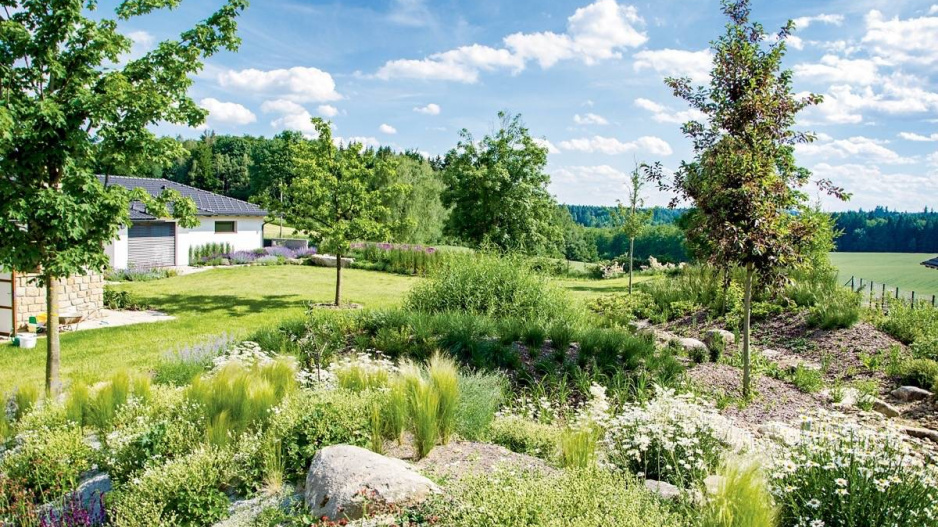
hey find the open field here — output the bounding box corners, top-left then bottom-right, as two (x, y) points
(830, 252), (938, 299)
(263, 222), (303, 239)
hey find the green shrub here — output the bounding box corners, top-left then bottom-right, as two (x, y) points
(406, 252), (576, 324)
(0, 424), (93, 504)
(807, 287), (861, 329)
(771, 412), (938, 527)
(421, 468), (683, 527)
(488, 415), (560, 462)
(790, 364), (823, 393)
(899, 358), (938, 391)
(153, 336), (234, 386)
(103, 287), (152, 310)
(522, 322), (547, 348)
(700, 457), (778, 527)
(548, 321), (577, 351)
(108, 447), (232, 527)
(786, 267), (839, 308)
(496, 318), (524, 345)
(587, 291), (658, 326)
(455, 372), (506, 440)
(331, 353), (393, 392)
(877, 300), (938, 360)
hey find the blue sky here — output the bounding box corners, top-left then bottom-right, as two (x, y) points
(114, 0), (938, 211)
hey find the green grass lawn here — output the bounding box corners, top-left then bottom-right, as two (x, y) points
(555, 274), (654, 299)
(829, 252), (938, 299)
(0, 266), (416, 393)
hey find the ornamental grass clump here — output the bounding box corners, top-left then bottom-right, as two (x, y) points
(409, 376), (440, 460)
(700, 456), (779, 527)
(428, 352), (460, 444)
(604, 387), (739, 487)
(769, 410), (938, 527)
(559, 384), (610, 469)
(330, 352), (396, 392)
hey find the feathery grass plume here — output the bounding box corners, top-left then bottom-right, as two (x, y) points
(333, 353), (393, 392)
(428, 352), (460, 444)
(701, 457), (778, 527)
(262, 437), (285, 494)
(560, 427), (597, 469)
(0, 412), (10, 441)
(369, 401), (385, 455)
(11, 385), (39, 421)
(64, 382), (90, 425)
(87, 370), (132, 429)
(409, 377), (440, 460)
(382, 377), (408, 443)
(455, 371), (506, 440)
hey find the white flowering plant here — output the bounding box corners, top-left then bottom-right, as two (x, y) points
(769, 410), (938, 527)
(329, 351), (397, 392)
(603, 386), (737, 487)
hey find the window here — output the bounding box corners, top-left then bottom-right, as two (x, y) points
(215, 221), (236, 234)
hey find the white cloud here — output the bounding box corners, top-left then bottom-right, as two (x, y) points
(389, 0), (435, 27)
(413, 103), (441, 115)
(797, 135), (914, 165)
(573, 113), (609, 125)
(633, 48), (712, 84)
(930, 5), (938, 15)
(127, 30), (155, 58)
(792, 14), (845, 29)
(317, 105), (339, 117)
(899, 132), (938, 142)
(811, 162), (938, 211)
(793, 55), (879, 85)
(218, 67), (341, 102)
(376, 0), (646, 82)
(863, 10), (938, 66)
(808, 76), (938, 124)
(549, 165), (674, 206)
(199, 98), (256, 125)
(379, 123), (398, 134)
(533, 138), (559, 154)
(261, 99), (317, 135)
(558, 135), (672, 156)
(334, 136), (382, 149)
(634, 98), (705, 124)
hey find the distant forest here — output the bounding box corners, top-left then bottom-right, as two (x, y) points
(565, 205), (938, 255)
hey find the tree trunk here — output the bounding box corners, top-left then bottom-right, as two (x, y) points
(628, 236), (635, 294)
(742, 264), (754, 399)
(45, 276), (61, 396)
(334, 251), (342, 306)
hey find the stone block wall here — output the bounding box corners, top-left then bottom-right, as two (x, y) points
(14, 273), (104, 330)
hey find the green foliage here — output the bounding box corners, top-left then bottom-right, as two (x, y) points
(421, 468), (683, 527)
(104, 287), (152, 311)
(488, 415), (560, 461)
(108, 447), (232, 527)
(408, 373), (441, 460)
(522, 322), (547, 348)
(0, 424), (93, 504)
(188, 242), (233, 265)
(789, 365), (824, 393)
(441, 112), (562, 255)
(64, 371), (151, 430)
(407, 251), (575, 324)
(383, 156), (448, 244)
(10, 385), (39, 421)
(349, 242), (442, 275)
(700, 457), (778, 527)
(548, 321), (577, 351)
(186, 359), (296, 446)
(428, 353), (460, 445)
(899, 359), (938, 392)
(876, 300), (938, 360)
(559, 427), (599, 469)
(807, 288), (861, 330)
(587, 291), (657, 326)
(455, 372), (506, 441)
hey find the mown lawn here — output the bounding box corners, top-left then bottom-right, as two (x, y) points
(0, 266), (415, 393)
(0, 265), (644, 392)
(830, 252), (938, 299)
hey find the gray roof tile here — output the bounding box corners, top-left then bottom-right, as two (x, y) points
(99, 175), (267, 217)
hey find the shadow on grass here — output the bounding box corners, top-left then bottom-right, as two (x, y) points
(137, 293), (311, 318)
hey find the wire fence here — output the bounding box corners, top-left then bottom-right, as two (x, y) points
(843, 275), (938, 311)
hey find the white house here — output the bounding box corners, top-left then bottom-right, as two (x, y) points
(100, 176), (267, 269)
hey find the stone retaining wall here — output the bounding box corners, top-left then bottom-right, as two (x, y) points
(14, 273), (104, 330)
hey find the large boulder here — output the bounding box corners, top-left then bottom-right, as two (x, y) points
(891, 386), (933, 402)
(872, 399), (901, 418)
(673, 337), (709, 363)
(305, 445), (440, 521)
(645, 479), (681, 500)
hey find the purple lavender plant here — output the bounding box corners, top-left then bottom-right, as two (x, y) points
(227, 250), (259, 265)
(294, 247), (318, 258)
(39, 492), (107, 527)
(265, 246), (296, 259)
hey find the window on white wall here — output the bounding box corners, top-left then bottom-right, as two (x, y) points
(215, 220), (237, 234)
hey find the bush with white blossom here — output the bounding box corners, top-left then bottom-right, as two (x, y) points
(769, 410), (938, 527)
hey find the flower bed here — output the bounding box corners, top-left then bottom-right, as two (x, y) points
(348, 242), (440, 275)
(188, 244), (317, 267)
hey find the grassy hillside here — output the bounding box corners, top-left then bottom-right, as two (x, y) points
(829, 252), (938, 299)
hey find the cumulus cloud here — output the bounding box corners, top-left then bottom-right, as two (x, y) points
(261, 99), (317, 135)
(863, 9), (938, 65)
(334, 136), (382, 149)
(793, 55), (879, 85)
(634, 98), (705, 124)
(558, 135), (672, 156)
(317, 105), (339, 117)
(807, 76), (938, 124)
(549, 165), (674, 206)
(573, 113), (609, 125)
(792, 14), (845, 29)
(379, 123), (398, 134)
(375, 0), (646, 82)
(413, 103), (441, 115)
(533, 137), (559, 154)
(899, 132), (938, 142)
(797, 135), (915, 165)
(199, 98), (256, 125)
(810, 162), (938, 211)
(219, 67), (341, 102)
(632, 48), (712, 84)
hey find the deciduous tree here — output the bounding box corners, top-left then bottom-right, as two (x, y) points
(613, 164), (652, 293)
(0, 0), (247, 395)
(645, 0), (849, 396)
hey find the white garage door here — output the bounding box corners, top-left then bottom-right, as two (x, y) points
(128, 222), (176, 268)
(0, 271), (12, 337)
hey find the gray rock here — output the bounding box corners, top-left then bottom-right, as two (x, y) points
(305, 445), (440, 521)
(891, 386), (933, 402)
(645, 479), (682, 500)
(704, 329), (735, 347)
(901, 426), (938, 443)
(761, 349), (782, 360)
(628, 320), (650, 333)
(823, 387), (859, 408)
(38, 472), (110, 518)
(872, 399), (901, 418)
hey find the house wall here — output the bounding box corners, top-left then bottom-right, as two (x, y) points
(105, 217), (264, 269)
(177, 216), (264, 265)
(14, 272), (104, 331)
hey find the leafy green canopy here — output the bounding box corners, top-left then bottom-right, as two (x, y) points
(441, 112), (561, 255)
(0, 0), (248, 280)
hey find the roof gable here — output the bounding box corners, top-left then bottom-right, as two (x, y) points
(98, 176), (267, 217)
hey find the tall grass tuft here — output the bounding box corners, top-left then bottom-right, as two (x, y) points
(560, 427), (598, 469)
(807, 287), (861, 330)
(455, 372), (506, 440)
(428, 352), (460, 444)
(84, 371), (150, 429)
(369, 401), (385, 455)
(382, 378), (408, 443)
(262, 437), (285, 494)
(700, 457), (778, 527)
(64, 382), (91, 424)
(409, 379), (440, 460)
(10, 385), (39, 421)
